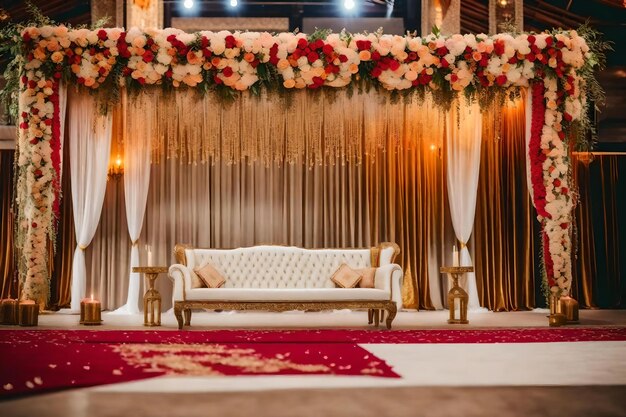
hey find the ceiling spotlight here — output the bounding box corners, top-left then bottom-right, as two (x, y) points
(183, 0), (194, 9)
(344, 0), (355, 10)
(230, 0), (238, 7)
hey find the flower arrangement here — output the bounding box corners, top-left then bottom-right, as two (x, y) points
(0, 13), (607, 305)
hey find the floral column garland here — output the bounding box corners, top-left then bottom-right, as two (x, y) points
(8, 25), (600, 305)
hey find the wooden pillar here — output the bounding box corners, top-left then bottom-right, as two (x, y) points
(421, 0), (460, 36)
(489, 0), (523, 34)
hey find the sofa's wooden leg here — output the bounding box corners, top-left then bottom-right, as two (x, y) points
(184, 308), (192, 326)
(174, 303), (184, 330)
(374, 309), (380, 327)
(368, 309), (373, 324)
(380, 309), (385, 322)
(385, 303), (397, 330)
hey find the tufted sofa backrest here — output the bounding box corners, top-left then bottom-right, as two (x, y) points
(183, 246), (387, 289)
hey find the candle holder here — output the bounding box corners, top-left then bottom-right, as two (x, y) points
(560, 295), (579, 323)
(18, 300), (39, 326)
(80, 298), (102, 325)
(0, 299), (19, 325)
(440, 266), (473, 324)
(549, 294), (567, 327)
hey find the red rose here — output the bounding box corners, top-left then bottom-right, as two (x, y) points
(545, 36), (553, 46)
(31, 108), (39, 115)
(561, 187), (568, 194)
(34, 169), (42, 177)
(508, 56), (518, 64)
(297, 38), (308, 49)
(322, 44), (333, 56)
(225, 35), (236, 48)
(338, 54), (348, 63)
(440, 58), (449, 68)
(23, 32), (31, 42)
(213, 75), (223, 84)
(526, 53), (535, 62)
(312, 76), (324, 85)
(371, 67), (382, 77)
(165, 70), (173, 78)
(389, 60), (400, 71)
(408, 52), (417, 61)
(167, 34), (177, 42)
(494, 40), (505, 56)
(314, 39), (324, 50)
(307, 51), (319, 63)
(28, 80), (37, 89)
(250, 59), (259, 68)
(98, 66), (106, 75)
(20, 122), (28, 129)
(54, 72), (62, 79)
(97, 29), (107, 41)
(436, 46), (448, 56)
(560, 223), (568, 229)
(495, 75), (507, 86)
(202, 48), (212, 58)
(553, 179), (561, 187)
(201, 36), (209, 48)
(527, 35), (536, 44)
(31, 222), (37, 228)
(137, 77), (146, 85)
(44, 119), (53, 126)
(143, 50), (154, 63)
(30, 138), (38, 144)
(222, 66), (233, 77)
(371, 51), (381, 61)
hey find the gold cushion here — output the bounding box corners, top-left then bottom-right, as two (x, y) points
(194, 263), (226, 288)
(357, 267), (376, 288)
(331, 264), (362, 288)
(190, 271), (206, 288)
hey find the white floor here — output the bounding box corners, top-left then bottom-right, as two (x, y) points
(20, 309), (626, 393)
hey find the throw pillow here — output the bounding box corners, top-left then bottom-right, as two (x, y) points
(194, 263), (226, 288)
(190, 270), (206, 288)
(331, 264), (362, 288)
(357, 267), (376, 288)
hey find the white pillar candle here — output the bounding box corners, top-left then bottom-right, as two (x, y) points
(452, 245), (459, 267)
(147, 246), (153, 266)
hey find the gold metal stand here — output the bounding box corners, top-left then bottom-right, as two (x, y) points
(133, 266), (168, 327)
(440, 266), (473, 324)
(560, 295), (579, 323)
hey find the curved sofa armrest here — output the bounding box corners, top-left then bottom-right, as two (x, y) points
(374, 263), (403, 310)
(169, 264), (192, 302)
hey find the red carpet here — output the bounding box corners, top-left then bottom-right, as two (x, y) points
(1, 327), (625, 399)
(0, 330), (398, 399)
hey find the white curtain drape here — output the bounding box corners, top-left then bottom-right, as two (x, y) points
(58, 82), (67, 176)
(446, 98), (484, 310)
(66, 90), (112, 312)
(112, 93), (153, 314)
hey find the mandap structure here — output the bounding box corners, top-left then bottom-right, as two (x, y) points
(2, 22), (605, 317)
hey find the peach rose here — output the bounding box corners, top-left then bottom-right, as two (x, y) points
(187, 51), (202, 65)
(348, 63), (359, 74)
(51, 51), (64, 63)
(243, 52), (255, 63)
(277, 59), (290, 70)
(84, 78), (95, 87)
(358, 50), (371, 61)
(283, 79), (296, 88)
(211, 57), (221, 67)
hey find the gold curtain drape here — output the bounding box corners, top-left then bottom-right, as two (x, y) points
(0, 151), (17, 299)
(5, 90), (623, 311)
(474, 99), (540, 311)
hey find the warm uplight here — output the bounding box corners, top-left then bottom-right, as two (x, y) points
(108, 155), (124, 180)
(499, 0), (508, 6)
(344, 0), (355, 10)
(183, 0), (194, 9)
(430, 144), (437, 151)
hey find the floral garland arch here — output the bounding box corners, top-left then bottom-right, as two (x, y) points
(5, 23), (604, 307)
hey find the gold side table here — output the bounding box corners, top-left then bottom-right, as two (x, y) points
(440, 266), (474, 324)
(133, 266), (168, 327)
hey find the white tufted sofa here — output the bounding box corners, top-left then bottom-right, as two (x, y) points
(169, 243), (403, 329)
